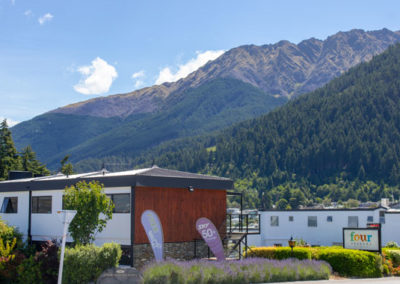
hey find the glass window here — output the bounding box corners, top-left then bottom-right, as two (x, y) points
(289, 216), (294, 222)
(367, 216), (373, 223)
(107, 194), (130, 213)
(308, 216), (317, 227)
(270, 216), (279, 226)
(348, 216), (359, 228)
(1, 197), (18, 213)
(379, 211), (385, 224)
(32, 196), (52, 214)
(327, 216), (333, 222)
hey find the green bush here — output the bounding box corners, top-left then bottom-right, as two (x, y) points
(385, 250), (400, 267)
(246, 247), (311, 260)
(316, 248), (382, 277)
(0, 217), (22, 247)
(63, 242), (121, 284)
(17, 256), (42, 284)
(385, 241), (399, 248)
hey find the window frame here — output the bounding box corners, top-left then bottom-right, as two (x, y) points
(1, 197), (18, 214)
(327, 216), (333, 222)
(32, 196), (52, 214)
(270, 216), (279, 227)
(367, 216), (374, 223)
(348, 216), (359, 228)
(308, 216), (317, 227)
(107, 193), (131, 214)
(289, 216), (294, 222)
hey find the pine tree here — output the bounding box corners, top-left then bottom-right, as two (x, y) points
(20, 145), (50, 176)
(0, 119), (21, 180)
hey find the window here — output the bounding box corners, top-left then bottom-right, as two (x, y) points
(1, 197), (18, 213)
(348, 216), (359, 228)
(308, 216), (317, 227)
(289, 216), (294, 222)
(379, 211), (385, 224)
(270, 216), (279, 226)
(107, 194), (130, 213)
(32, 196), (52, 214)
(367, 216), (374, 223)
(327, 216), (333, 222)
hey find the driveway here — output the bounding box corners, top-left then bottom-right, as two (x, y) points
(267, 277), (400, 284)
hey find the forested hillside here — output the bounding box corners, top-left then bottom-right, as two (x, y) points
(12, 29), (400, 170)
(130, 44), (400, 207)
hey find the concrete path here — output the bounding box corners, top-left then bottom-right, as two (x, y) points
(96, 267), (142, 284)
(267, 277), (400, 284)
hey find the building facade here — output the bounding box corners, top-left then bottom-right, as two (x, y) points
(247, 207), (400, 248)
(0, 167), (232, 266)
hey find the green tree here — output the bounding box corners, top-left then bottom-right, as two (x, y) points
(60, 155), (74, 176)
(20, 146), (50, 176)
(0, 119), (21, 180)
(289, 189), (306, 209)
(63, 181), (114, 245)
(276, 198), (288, 210)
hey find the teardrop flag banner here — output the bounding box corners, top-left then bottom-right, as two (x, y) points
(141, 210), (164, 262)
(196, 217), (225, 261)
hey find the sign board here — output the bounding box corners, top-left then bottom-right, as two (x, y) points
(196, 217), (225, 261)
(343, 227), (381, 252)
(141, 210), (164, 262)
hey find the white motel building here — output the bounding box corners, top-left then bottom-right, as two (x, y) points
(248, 205), (400, 248)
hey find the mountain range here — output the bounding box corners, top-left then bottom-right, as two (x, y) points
(11, 28), (400, 170)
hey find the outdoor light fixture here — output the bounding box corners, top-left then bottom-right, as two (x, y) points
(288, 236), (296, 257)
(188, 186), (194, 192)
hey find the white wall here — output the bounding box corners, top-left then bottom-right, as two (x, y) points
(1, 187), (132, 246)
(381, 213), (400, 246)
(248, 209), (385, 247)
(0, 191), (29, 240)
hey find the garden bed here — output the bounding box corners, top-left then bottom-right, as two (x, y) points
(142, 258), (331, 284)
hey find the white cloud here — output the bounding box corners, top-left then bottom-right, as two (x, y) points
(38, 13), (53, 25)
(0, 117), (19, 127)
(132, 70), (145, 79)
(155, 50), (224, 85)
(131, 70), (145, 89)
(74, 57), (118, 95)
(24, 10), (32, 16)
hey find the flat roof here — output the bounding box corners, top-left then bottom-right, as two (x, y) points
(261, 207), (387, 212)
(0, 166), (233, 192)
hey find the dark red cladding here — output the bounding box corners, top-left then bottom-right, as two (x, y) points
(134, 186), (226, 244)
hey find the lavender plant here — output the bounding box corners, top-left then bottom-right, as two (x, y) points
(142, 258), (331, 284)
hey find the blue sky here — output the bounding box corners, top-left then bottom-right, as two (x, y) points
(1, 0), (399, 125)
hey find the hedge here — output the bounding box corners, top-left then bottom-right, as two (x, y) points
(384, 249), (400, 267)
(246, 247), (311, 260)
(246, 246), (382, 278)
(62, 242), (122, 284)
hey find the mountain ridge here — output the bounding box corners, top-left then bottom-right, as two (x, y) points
(50, 28), (400, 118)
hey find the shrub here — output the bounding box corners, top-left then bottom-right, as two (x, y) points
(0, 238), (25, 283)
(385, 241), (399, 248)
(384, 249), (400, 267)
(315, 247), (382, 277)
(17, 256), (42, 284)
(36, 240), (59, 284)
(0, 217), (23, 247)
(63, 242), (121, 284)
(246, 247), (312, 260)
(142, 258), (331, 284)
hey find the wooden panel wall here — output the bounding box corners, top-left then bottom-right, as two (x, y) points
(134, 186), (226, 244)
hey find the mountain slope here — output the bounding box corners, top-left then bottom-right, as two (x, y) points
(51, 28), (400, 118)
(147, 44), (400, 188)
(14, 78), (285, 169)
(12, 28), (400, 170)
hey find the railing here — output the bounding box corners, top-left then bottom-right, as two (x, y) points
(226, 214), (260, 234)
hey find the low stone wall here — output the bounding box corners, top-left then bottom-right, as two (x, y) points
(133, 240), (210, 267)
